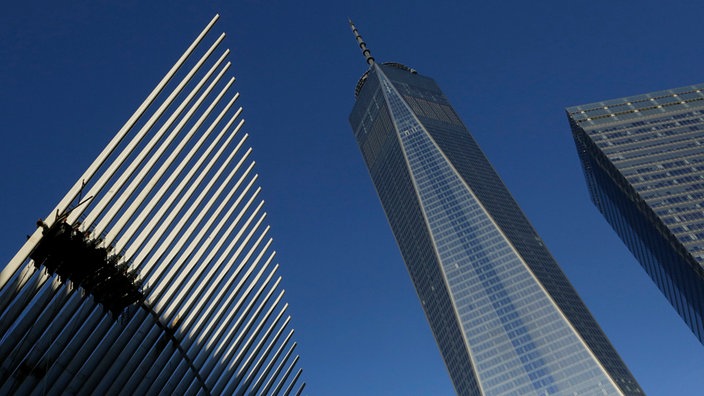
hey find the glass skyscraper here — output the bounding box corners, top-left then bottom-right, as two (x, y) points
(568, 83), (704, 345)
(348, 23), (641, 396)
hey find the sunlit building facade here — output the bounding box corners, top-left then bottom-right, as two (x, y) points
(568, 83), (704, 345)
(348, 22), (641, 395)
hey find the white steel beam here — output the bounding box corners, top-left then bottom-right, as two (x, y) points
(248, 329), (295, 396)
(0, 15), (304, 395)
(199, 269), (280, 387)
(134, 138), (250, 280)
(226, 312), (290, 394)
(79, 54), (231, 231)
(271, 357), (301, 396)
(95, 72), (236, 243)
(111, 97), (240, 254)
(5, 67), (238, 396)
(73, 157), (254, 392)
(259, 347), (299, 396)
(127, 199), (268, 393)
(0, 14), (219, 290)
(120, 114), (244, 261)
(209, 286), (284, 393)
(283, 368), (304, 396)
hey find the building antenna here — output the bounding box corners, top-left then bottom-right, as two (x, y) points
(348, 18), (375, 66)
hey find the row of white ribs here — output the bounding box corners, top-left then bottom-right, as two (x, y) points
(0, 14), (305, 396)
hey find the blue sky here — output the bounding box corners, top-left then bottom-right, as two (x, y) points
(2, 1), (704, 395)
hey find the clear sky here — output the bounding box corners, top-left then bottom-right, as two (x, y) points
(1, 1), (703, 395)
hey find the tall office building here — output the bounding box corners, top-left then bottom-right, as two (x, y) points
(348, 22), (641, 395)
(568, 83), (704, 345)
(0, 16), (305, 395)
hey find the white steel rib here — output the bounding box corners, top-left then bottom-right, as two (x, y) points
(0, 14), (220, 291)
(0, 14), (305, 395)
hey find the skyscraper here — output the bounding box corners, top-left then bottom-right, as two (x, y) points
(568, 83), (704, 345)
(0, 15), (305, 395)
(348, 22), (641, 395)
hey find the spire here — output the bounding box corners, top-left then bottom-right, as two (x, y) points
(348, 18), (375, 66)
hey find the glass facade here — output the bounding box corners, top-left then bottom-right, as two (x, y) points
(351, 63), (642, 395)
(568, 84), (704, 345)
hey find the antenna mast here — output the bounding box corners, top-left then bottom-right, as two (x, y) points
(348, 19), (375, 66)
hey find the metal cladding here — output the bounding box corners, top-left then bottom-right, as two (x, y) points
(0, 14), (305, 395)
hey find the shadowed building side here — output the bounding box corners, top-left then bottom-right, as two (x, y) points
(568, 84), (704, 346)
